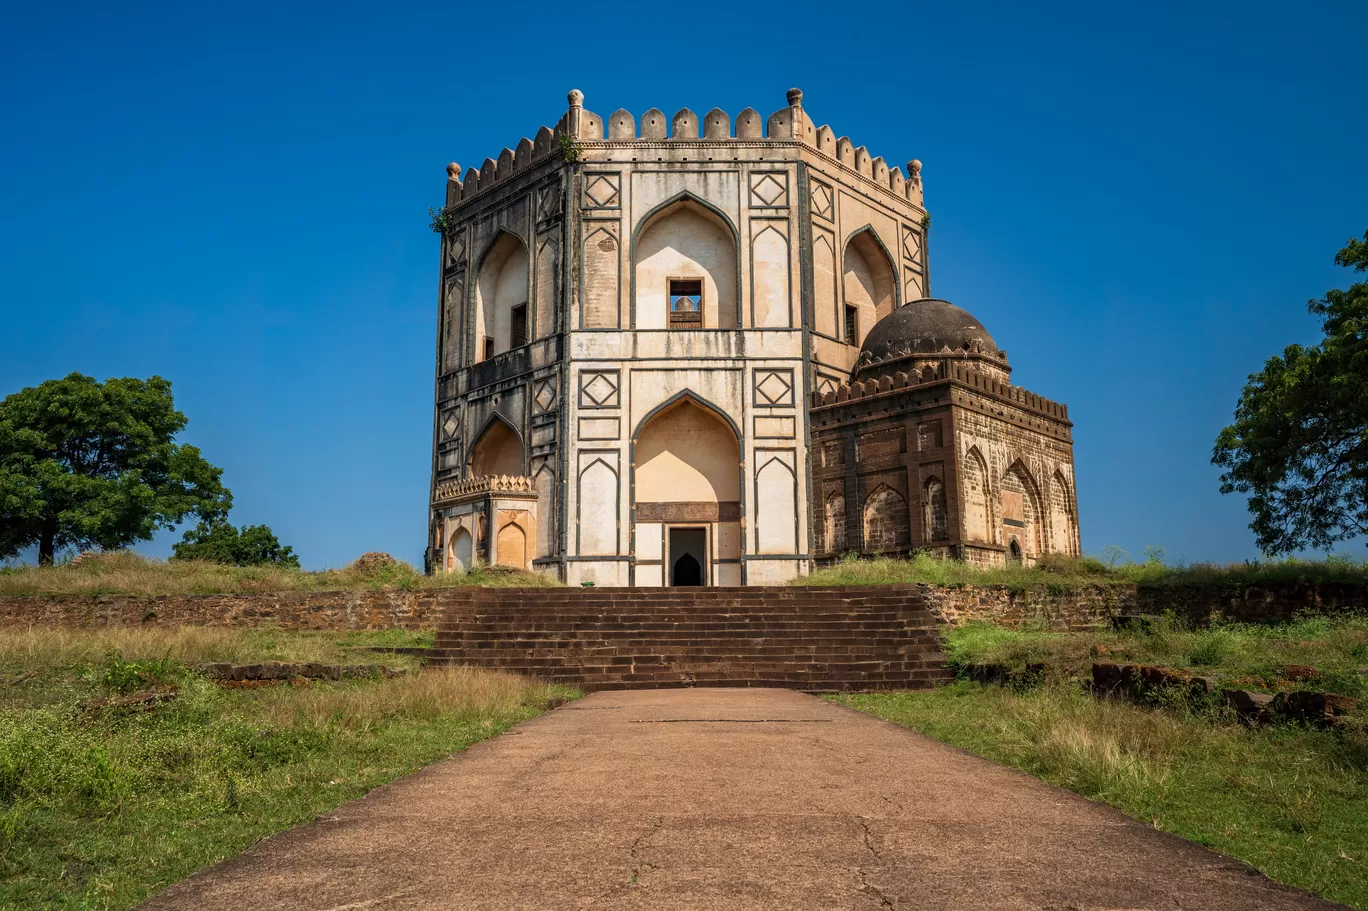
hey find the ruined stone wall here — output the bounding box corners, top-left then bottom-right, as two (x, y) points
(6, 583), (1364, 639)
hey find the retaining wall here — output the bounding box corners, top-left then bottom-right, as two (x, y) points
(4, 582), (1366, 634)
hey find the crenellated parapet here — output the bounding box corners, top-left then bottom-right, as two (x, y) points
(810, 361), (1071, 426)
(441, 87), (925, 213)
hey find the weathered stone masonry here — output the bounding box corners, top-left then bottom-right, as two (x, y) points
(6, 583), (1366, 692)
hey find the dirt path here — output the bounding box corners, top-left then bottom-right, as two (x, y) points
(139, 688), (1345, 910)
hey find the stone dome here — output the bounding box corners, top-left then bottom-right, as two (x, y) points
(859, 298), (998, 361)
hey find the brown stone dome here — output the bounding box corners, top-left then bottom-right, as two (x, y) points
(859, 298), (998, 361)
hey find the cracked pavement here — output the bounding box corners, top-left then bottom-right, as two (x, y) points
(137, 688), (1347, 910)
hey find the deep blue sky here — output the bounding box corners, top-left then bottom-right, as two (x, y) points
(3, 0), (1365, 569)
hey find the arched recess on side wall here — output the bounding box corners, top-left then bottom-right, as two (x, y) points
(962, 447), (992, 543)
(863, 484), (909, 552)
(1001, 460), (1045, 559)
(632, 194), (740, 330)
(822, 491), (846, 554)
(841, 226), (897, 346)
(474, 231), (529, 361)
(468, 414), (525, 478)
(1050, 470), (1079, 556)
(924, 476), (948, 542)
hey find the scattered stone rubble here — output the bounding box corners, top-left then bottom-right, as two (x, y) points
(1090, 661), (1359, 729)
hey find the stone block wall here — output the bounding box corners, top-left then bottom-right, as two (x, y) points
(0, 590), (446, 631)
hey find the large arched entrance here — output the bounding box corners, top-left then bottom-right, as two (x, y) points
(633, 394), (741, 586)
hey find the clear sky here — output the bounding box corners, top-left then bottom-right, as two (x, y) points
(2, 0), (1365, 569)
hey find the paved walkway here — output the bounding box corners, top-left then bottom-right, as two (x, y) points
(140, 689), (1345, 910)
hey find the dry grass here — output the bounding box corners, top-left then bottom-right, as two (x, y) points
(0, 551), (560, 597)
(837, 682), (1368, 908)
(798, 552), (1368, 593)
(251, 665), (562, 730)
(0, 625), (435, 682)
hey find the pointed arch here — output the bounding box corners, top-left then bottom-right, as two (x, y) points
(862, 483), (909, 552)
(962, 445), (992, 543)
(1001, 459), (1045, 559)
(1050, 469), (1079, 556)
(632, 391), (742, 506)
(750, 223), (791, 328)
(923, 475), (948, 542)
(631, 389), (743, 445)
(473, 229), (530, 361)
(822, 490), (847, 553)
(631, 191), (741, 329)
(467, 412), (525, 478)
(841, 225), (898, 346)
(448, 527), (473, 572)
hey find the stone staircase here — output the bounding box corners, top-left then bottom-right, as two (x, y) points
(428, 585), (951, 692)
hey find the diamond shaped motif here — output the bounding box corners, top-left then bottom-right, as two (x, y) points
(446, 234), (466, 266)
(751, 174), (786, 207)
(755, 370), (793, 406)
(902, 228), (921, 262)
(534, 380), (557, 413)
(811, 182), (833, 220)
(536, 183), (560, 220)
(581, 373), (618, 407)
(441, 414), (458, 439)
(584, 174), (619, 208)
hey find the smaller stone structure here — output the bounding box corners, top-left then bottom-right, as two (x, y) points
(432, 475), (538, 572)
(811, 298), (1079, 567)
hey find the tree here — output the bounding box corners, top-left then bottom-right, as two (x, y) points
(172, 521), (300, 568)
(1213, 229), (1368, 554)
(0, 374), (231, 564)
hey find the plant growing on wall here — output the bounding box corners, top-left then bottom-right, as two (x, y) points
(428, 206), (453, 234)
(557, 133), (583, 163)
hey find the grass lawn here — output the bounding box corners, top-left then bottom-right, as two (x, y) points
(0, 626), (576, 910)
(797, 552), (1368, 593)
(945, 613), (1368, 702)
(0, 551), (560, 597)
(833, 614), (1368, 909)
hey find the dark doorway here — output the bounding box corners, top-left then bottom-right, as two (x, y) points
(668, 527), (707, 586)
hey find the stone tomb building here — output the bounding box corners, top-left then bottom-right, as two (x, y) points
(429, 89), (1081, 585)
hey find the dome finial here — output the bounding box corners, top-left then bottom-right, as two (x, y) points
(786, 87), (803, 107)
(568, 89), (584, 108)
(446, 162), (461, 178)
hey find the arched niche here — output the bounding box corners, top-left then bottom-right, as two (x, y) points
(1001, 461), (1044, 559)
(474, 232), (529, 362)
(633, 197), (738, 330)
(924, 476), (948, 542)
(842, 228), (896, 346)
(468, 416), (524, 478)
(1050, 470), (1078, 556)
(448, 527), (473, 572)
(635, 396), (740, 504)
(862, 484), (909, 552)
(962, 447), (992, 543)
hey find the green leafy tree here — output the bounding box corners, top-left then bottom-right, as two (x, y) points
(171, 520), (300, 568)
(0, 374), (231, 564)
(1214, 229), (1368, 553)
